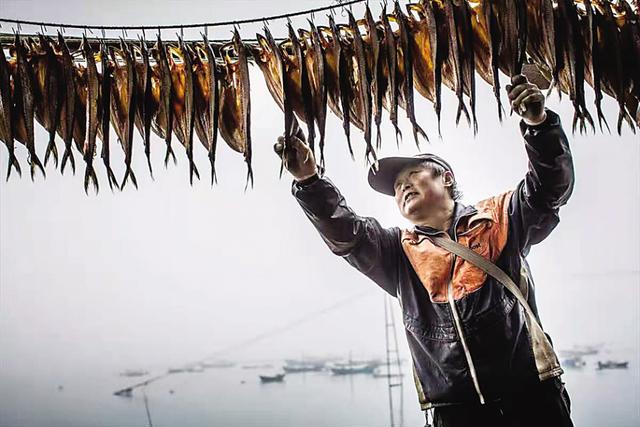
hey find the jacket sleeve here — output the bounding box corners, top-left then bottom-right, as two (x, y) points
(291, 175), (400, 296)
(509, 108), (575, 256)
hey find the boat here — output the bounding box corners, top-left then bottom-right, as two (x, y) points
(259, 373), (285, 383)
(561, 356), (586, 369)
(200, 360), (235, 369)
(167, 367), (188, 374)
(330, 362), (377, 375)
(119, 369), (149, 377)
(597, 361), (629, 370)
(242, 364), (274, 369)
(283, 364), (324, 373)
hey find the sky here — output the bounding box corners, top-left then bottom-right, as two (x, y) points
(0, 0), (638, 384)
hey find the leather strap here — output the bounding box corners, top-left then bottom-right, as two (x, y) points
(430, 234), (541, 330)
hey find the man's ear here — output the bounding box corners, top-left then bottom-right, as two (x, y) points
(442, 171), (455, 187)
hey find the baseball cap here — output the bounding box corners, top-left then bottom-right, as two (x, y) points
(367, 153), (455, 196)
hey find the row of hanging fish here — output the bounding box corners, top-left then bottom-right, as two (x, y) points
(0, 29), (251, 191)
(0, 0), (638, 193)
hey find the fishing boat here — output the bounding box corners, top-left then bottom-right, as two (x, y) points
(200, 360), (235, 369)
(283, 364), (324, 373)
(597, 361), (629, 370)
(259, 373), (285, 383)
(561, 356), (586, 369)
(330, 362), (377, 375)
(119, 369), (149, 377)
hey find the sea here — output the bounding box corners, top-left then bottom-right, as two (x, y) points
(1, 355), (638, 427)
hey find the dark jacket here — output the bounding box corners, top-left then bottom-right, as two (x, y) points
(291, 108), (574, 408)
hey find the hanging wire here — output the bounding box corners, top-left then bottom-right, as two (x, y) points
(0, 0), (366, 32)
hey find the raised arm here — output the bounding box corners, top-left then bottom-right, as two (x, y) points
(506, 75), (575, 255)
(275, 133), (400, 296)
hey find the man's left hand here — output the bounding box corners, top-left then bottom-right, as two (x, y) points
(506, 74), (546, 126)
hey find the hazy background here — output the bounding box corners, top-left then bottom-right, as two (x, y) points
(0, 1), (638, 426)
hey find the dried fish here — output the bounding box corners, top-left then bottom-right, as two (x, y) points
(394, 1), (429, 144)
(13, 33), (45, 179)
(133, 38), (155, 178)
(193, 34), (220, 185)
(251, 26), (284, 111)
(33, 35), (62, 168)
(98, 42), (118, 191)
(218, 29), (253, 188)
(81, 35), (99, 193)
(306, 20), (328, 169)
(56, 32), (77, 175)
(364, 4), (384, 150)
(0, 41), (21, 179)
(380, 7), (403, 144)
(151, 35), (177, 166)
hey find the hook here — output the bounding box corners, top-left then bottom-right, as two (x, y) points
(101, 27), (106, 40)
(142, 27), (146, 41)
(157, 26), (161, 38)
(204, 25), (208, 38)
(180, 26), (184, 39)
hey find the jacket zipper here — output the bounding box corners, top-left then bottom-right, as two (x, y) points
(446, 229), (486, 405)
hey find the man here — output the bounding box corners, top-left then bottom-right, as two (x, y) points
(274, 74), (574, 426)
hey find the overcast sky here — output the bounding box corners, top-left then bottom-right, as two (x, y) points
(0, 0), (638, 383)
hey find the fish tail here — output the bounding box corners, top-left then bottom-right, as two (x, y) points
(29, 153), (46, 181)
(44, 133), (59, 168)
(83, 164), (99, 195)
(455, 99), (471, 127)
(189, 160), (200, 186)
(376, 124), (382, 151)
(164, 142), (177, 167)
(412, 123), (428, 148)
(61, 145), (76, 175)
(595, 102), (611, 134)
(394, 125), (403, 148)
(105, 165), (119, 192)
(319, 133), (326, 173)
(146, 150), (154, 181)
(344, 126), (355, 161)
(209, 153), (218, 187)
(120, 167), (138, 190)
(6, 152), (21, 181)
(243, 160), (254, 192)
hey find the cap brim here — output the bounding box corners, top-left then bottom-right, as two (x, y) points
(367, 156), (425, 196)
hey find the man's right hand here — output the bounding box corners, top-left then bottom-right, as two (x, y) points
(273, 133), (318, 182)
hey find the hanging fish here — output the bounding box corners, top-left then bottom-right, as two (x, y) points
(451, 0), (478, 134)
(331, 15), (357, 158)
(151, 35), (177, 166)
(524, 0), (556, 106)
(317, 21), (343, 122)
(55, 32), (77, 175)
(380, 6), (403, 144)
(555, 0), (595, 134)
(616, 0), (640, 131)
(97, 42), (118, 191)
(251, 26), (284, 111)
(306, 20), (328, 169)
(394, 1), (430, 144)
(109, 40), (137, 189)
(13, 33), (45, 179)
(81, 35), (99, 194)
(132, 38), (155, 178)
(218, 28), (253, 189)
(193, 34), (220, 185)
(363, 4), (384, 150)
(0, 40), (21, 179)
(406, 2), (438, 117)
(33, 35), (62, 168)
(168, 38), (199, 184)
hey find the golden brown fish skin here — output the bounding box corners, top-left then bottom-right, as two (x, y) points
(451, 0), (478, 134)
(56, 32), (77, 175)
(151, 35), (177, 167)
(178, 39), (199, 184)
(14, 33), (45, 179)
(380, 7), (402, 144)
(307, 20), (328, 170)
(251, 28), (284, 111)
(218, 30), (253, 188)
(394, 1), (430, 144)
(318, 23), (343, 121)
(35, 35), (62, 168)
(81, 35), (99, 194)
(234, 29), (253, 189)
(364, 5), (384, 150)
(192, 35), (220, 185)
(292, 25), (316, 157)
(135, 39), (156, 178)
(0, 42), (21, 179)
(111, 40), (137, 190)
(616, 1), (640, 130)
(98, 42), (118, 191)
(556, 0), (595, 134)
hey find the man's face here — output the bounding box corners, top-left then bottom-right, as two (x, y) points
(393, 164), (453, 223)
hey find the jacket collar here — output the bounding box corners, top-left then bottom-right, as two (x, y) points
(413, 202), (478, 236)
